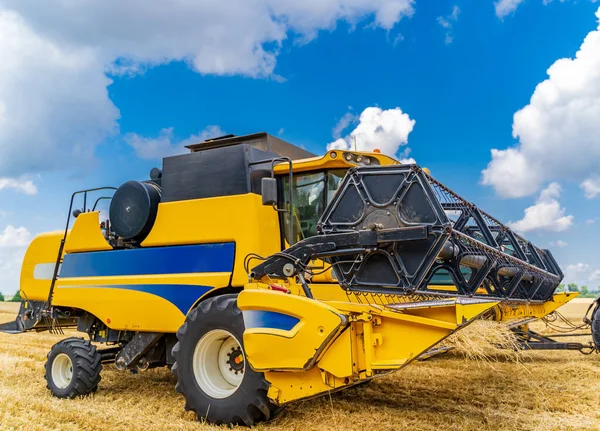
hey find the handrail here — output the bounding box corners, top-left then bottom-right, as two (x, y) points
(46, 187), (117, 306)
(92, 196), (114, 212)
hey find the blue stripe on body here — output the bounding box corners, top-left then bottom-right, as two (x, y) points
(243, 310), (300, 331)
(60, 243), (235, 278)
(61, 284), (212, 315)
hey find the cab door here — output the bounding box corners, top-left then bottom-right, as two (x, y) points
(278, 169), (348, 282)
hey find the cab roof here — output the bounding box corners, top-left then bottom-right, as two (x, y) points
(185, 132), (315, 160)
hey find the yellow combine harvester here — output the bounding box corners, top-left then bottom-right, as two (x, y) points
(0, 132), (580, 425)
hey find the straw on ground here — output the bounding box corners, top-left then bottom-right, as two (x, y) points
(0, 300), (599, 431)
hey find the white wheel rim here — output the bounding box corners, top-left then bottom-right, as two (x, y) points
(52, 353), (73, 389)
(192, 329), (245, 399)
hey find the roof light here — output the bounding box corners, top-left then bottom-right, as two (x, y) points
(330, 152), (338, 159)
(373, 149), (381, 153)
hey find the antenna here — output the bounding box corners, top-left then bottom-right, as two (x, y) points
(353, 135), (357, 151)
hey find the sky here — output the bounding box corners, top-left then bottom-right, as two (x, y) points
(0, 0), (599, 295)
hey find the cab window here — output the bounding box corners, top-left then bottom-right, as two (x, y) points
(282, 169), (347, 244)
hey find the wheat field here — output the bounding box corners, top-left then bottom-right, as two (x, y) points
(1, 300), (599, 431)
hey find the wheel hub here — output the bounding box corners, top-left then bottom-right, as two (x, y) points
(192, 329), (245, 399)
(227, 348), (245, 373)
(51, 353), (73, 389)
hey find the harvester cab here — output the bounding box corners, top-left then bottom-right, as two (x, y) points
(0, 132), (585, 426)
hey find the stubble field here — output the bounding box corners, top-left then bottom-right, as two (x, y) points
(0, 300), (599, 431)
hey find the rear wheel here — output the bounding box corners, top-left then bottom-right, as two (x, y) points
(172, 294), (279, 426)
(45, 337), (102, 398)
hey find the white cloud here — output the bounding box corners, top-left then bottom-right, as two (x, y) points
(0, 247), (26, 295)
(0, 225), (30, 247)
(496, 0), (584, 19)
(494, 0), (525, 19)
(398, 147), (417, 164)
(581, 175), (600, 199)
(0, 10), (118, 178)
(567, 263), (590, 273)
(586, 218), (597, 225)
(0, 224), (29, 295)
(482, 149), (540, 198)
(437, 5), (460, 44)
(332, 112), (358, 140)
(551, 240), (568, 248)
(508, 182), (574, 233)
(0, 2), (415, 178)
(564, 262), (600, 286)
(393, 34), (405, 47)
(126, 125), (225, 160)
(0, 177), (37, 195)
(483, 6), (600, 197)
(326, 106), (416, 158)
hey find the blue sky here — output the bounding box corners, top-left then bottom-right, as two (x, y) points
(0, 0), (599, 294)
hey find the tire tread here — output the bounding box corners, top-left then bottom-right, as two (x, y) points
(171, 294), (279, 426)
(45, 337), (102, 399)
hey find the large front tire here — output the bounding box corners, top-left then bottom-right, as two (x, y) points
(172, 294), (279, 426)
(591, 304), (600, 351)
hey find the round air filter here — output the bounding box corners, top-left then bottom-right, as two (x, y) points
(109, 181), (161, 242)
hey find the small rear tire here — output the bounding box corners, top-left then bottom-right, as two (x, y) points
(45, 337), (102, 399)
(172, 294), (280, 426)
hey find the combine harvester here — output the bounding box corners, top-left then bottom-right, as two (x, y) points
(0, 132), (590, 425)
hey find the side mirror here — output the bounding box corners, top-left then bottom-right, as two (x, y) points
(261, 177), (277, 206)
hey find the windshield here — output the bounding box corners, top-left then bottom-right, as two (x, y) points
(282, 169), (347, 244)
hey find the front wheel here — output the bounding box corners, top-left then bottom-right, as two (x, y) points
(172, 294), (279, 426)
(591, 304), (600, 351)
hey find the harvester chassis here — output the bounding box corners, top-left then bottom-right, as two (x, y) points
(0, 133), (579, 427)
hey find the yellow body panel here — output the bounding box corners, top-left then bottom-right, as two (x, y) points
(20, 194), (280, 333)
(265, 368), (344, 404)
(52, 272), (231, 332)
(64, 211), (112, 253)
(308, 283), (577, 322)
(318, 328), (353, 378)
(52, 288), (184, 332)
(273, 150), (399, 174)
(492, 292), (579, 321)
(20, 231), (64, 301)
(142, 193), (280, 287)
(237, 290), (345, 371)
(238, 285), (498, 404)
